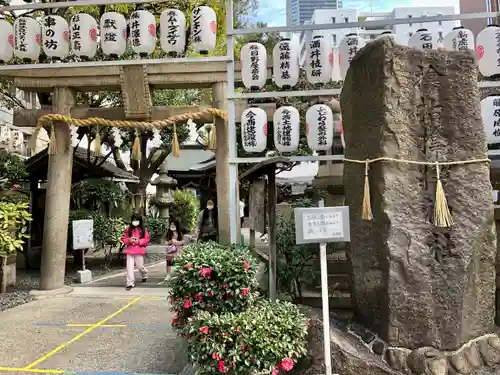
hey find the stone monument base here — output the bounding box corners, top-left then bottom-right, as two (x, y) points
(293, 307), (500, 375)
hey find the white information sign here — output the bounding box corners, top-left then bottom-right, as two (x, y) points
(72, 219), (94, 250)
(294, 206), (350, 244)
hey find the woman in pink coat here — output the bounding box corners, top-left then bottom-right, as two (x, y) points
(122, 214), (150, 290)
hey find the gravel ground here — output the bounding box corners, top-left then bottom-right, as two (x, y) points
(0, 252), (164, 312)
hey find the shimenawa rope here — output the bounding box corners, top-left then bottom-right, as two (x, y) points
(345, 156), (491, 228)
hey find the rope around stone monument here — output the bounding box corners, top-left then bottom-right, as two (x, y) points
(343, 156), (491, 228)
(30, 108), (228, 160)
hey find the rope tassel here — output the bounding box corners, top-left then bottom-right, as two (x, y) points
(132, 131), (141, 161)
(171, 124), (180, 157)
(93, 126), (101, 156)
(208, 124), (217, 150)
(433, 162), (453, 228)
(48, 123), (57, 155)
(362, 160), (373, 221)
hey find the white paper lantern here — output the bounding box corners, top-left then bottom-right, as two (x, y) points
(100, 12), (127, 57)
(41, 15), (69, 60)
(481, 96), (500, 144)
(339, 33), (365, 80)
(408, 28), (438, 51)
(241, 42), (267, 90)
(160, 9), (186, 57)
(273, 106), (300, 153)
(306, 104), (334, 151)
(70, 125), (80, 147)
(11, 130), (23, 151)
(241, 106), (267, 153)
(191, 6), (217, 54)
(306, 35), (332, 86)
(70, 13), (98, 60)
(0, 19), (13, 63)
(14, 17), (41, 62)
(0, 126), (10, 148)
(377, 31), (396, 40)
(477, 25), (500, 77)
(129, 10), (156, 56)
(331, 47), (342, 82)
(443, 26), (475, 52)
(272, 38), (300, 89)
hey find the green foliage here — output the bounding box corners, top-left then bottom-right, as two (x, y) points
(168, 189), (200, 232)
(0, 150), (27, 182)
(0, 190), (29, 205)
(186, 300), (308, 375)
(0, 202), (32, 258)
(71, 179), (131, 213)
(168, 242), (259, 330)
(275, 198), (319, 300)
(144, 216), (168, 243)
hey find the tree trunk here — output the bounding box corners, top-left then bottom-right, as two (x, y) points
(0, 256), (7, 294)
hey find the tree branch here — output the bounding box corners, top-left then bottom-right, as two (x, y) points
(112, 147), (127, 170)
(96, 149), (113, 167)
(0, 88), (27, 109)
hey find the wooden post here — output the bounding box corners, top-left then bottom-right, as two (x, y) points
(212, 82), (232, 245)
(250, 229), (256, 248)
(39, 87), (75, 291)
(267, 166), (277, 301)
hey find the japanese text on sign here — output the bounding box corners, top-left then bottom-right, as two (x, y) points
(303, 211), (344, 240)
(249, 44), (261, 81)
(103, 16), (118, 42)
(279, 41), (291, 80)
(192, 7), (202, 43)
(420, 32), (433, 49)
(44, 16), (58, 51)
(496, 30), (500, 67)
(166, 10), (180, 45)
(453, 30), (469, 51)
(346, 37), (359, 63)
(130, 12), (141, 47)
(16, 18), (27, 52)
(316, 105), (327, 146)
(308, 39), (322, 77)
(71, 15), (82, 51)
(243, 110), (257, 148)
(492, 98), (500, 138)
(278, 109), (292, 147)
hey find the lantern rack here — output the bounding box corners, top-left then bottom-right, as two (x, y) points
(0, 0), (175, 12)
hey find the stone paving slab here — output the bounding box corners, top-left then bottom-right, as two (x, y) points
(106, 299), (171, 326)
(81, 262), (168, 288)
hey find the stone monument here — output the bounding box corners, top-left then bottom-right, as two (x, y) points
(295, 38), (500, 375)
(151, 162), (177, 223)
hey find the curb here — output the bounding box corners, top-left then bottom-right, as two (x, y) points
(29, 286), (74, 299)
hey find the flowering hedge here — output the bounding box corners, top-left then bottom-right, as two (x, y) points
(168, 242), (259, 330)
(186, 300), (308, 374)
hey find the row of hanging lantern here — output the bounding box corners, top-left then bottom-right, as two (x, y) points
(0, 5), (217, 63)
(241, 103), (339, 153)
(0, 126), (24, 152)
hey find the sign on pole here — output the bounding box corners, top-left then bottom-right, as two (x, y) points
(72, 219), (94, 250)
(294, 203), (351, 375)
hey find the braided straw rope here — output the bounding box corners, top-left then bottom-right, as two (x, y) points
(344, 156), (491, 228)
(31, 108), (228, 158)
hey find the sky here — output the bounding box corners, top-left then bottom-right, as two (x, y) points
(254, 0), (460, 26)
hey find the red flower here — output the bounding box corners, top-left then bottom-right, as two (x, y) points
(281, 358), (294, 371)
(306, 319), (309, 328)
(171, 318), (177, 324)
(186, 263), (193, 269)
(225, 331), (231, 336)
(200, 326), (209, 334)
(199, 267), (213, 278)
(235, 326), (241, 334)
(218, 360), (228, 373)
(272, 366), (279, 375)
(244, 260), (251, 272)
(250, 355), (255, 361)
(212, 352), (221, 360)
(184, 299), (192, 309)
(194, 293), (203, 302)
(207, 291), (213, 297)
(169, 297), (174, 302)
(240, 288), (249, 296)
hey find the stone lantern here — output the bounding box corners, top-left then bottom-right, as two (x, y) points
(151, 162), (177, 220)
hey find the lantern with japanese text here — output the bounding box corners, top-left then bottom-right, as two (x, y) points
(273, 106), (300, 153)
(408, 28), (437, 51)
(331, 47), (342, 81)
(305, 104), (334, 151)
(14, 17), (41, 62)
(0, 126), (10, 148)
(241, 42), (267, 90)
(476, 25), (500, 77)
(41, 15), (69, 60)
(100, 12), (127, 57)
(191, 6), (217, 54)
(306, 35), (333, 86)
(241, 106), (267, 153)
(160, 9), (187, 57)
(376, 31), (396, 40)
(443, 26), (474, 52)
(339, 33), (365, 80)
(0, 19), (13, 63)
(129, 10), (156, 56)
(272, 37), (300, 89)
(11, 130), (23, 152)
(70, 13), (98, 60)
(481, 96), (500, 144)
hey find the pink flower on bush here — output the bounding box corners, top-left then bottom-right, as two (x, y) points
(207, 291), (213, 297)
(171, 318), (177, 324)
(240, 288), (249, 296)
(306, 319), (309, 328)
(217, 360), (228, 373)
(184, 299), (192, 309)
(244, 260), (251, 272)
(281, 358), (294, 371)
(194, 293), (203, 302)
(169, 297), (174, 302)
(200, 326), (209, 334)
(250, 355), (255, 361)
(212, 352), (221, 360)
(272, 366), (279, 375)
(199, 267), (213, 278)
(186, 263), (193, 269)
(235, 326), (241, 334)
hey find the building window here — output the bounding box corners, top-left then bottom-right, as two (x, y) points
(408, 14), (412, 27)
(332, 34), (337, 45)
(438, 31), (443, 42)
(438, 14), (442, 26)
(344, 17), (349, 23)
(331, 17), (336, 23)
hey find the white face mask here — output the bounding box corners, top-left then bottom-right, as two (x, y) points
(207, 205), (214, 211)
(170, 226), (176, 231)
(132, 221), (140, 227)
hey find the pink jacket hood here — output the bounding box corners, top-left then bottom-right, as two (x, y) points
(122, 227), (150, 255)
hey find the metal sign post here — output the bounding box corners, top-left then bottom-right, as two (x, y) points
(294, 201), (351, 375)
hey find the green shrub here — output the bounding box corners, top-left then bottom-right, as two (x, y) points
(168, 242), (259, 330)
(71, 178), (131, 214)
(185, 300), (308, 375)
(144, 216), (168, 243)
(169, 189), (200, 232)
(0, 201), (31, 258)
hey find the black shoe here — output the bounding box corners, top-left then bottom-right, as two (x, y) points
(141, 277), (148, 283)
(126, 285), (134, 291)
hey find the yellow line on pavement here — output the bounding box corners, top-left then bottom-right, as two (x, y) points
(0, 367), (63, 373)
(23, 297), (142, 370)
(66, 324), (127, 327)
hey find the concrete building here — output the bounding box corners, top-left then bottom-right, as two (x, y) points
(287, 0), (343, 25)
(459, 0), (488, 37)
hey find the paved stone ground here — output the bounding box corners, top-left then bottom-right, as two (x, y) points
(0, 260), (188, 375)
